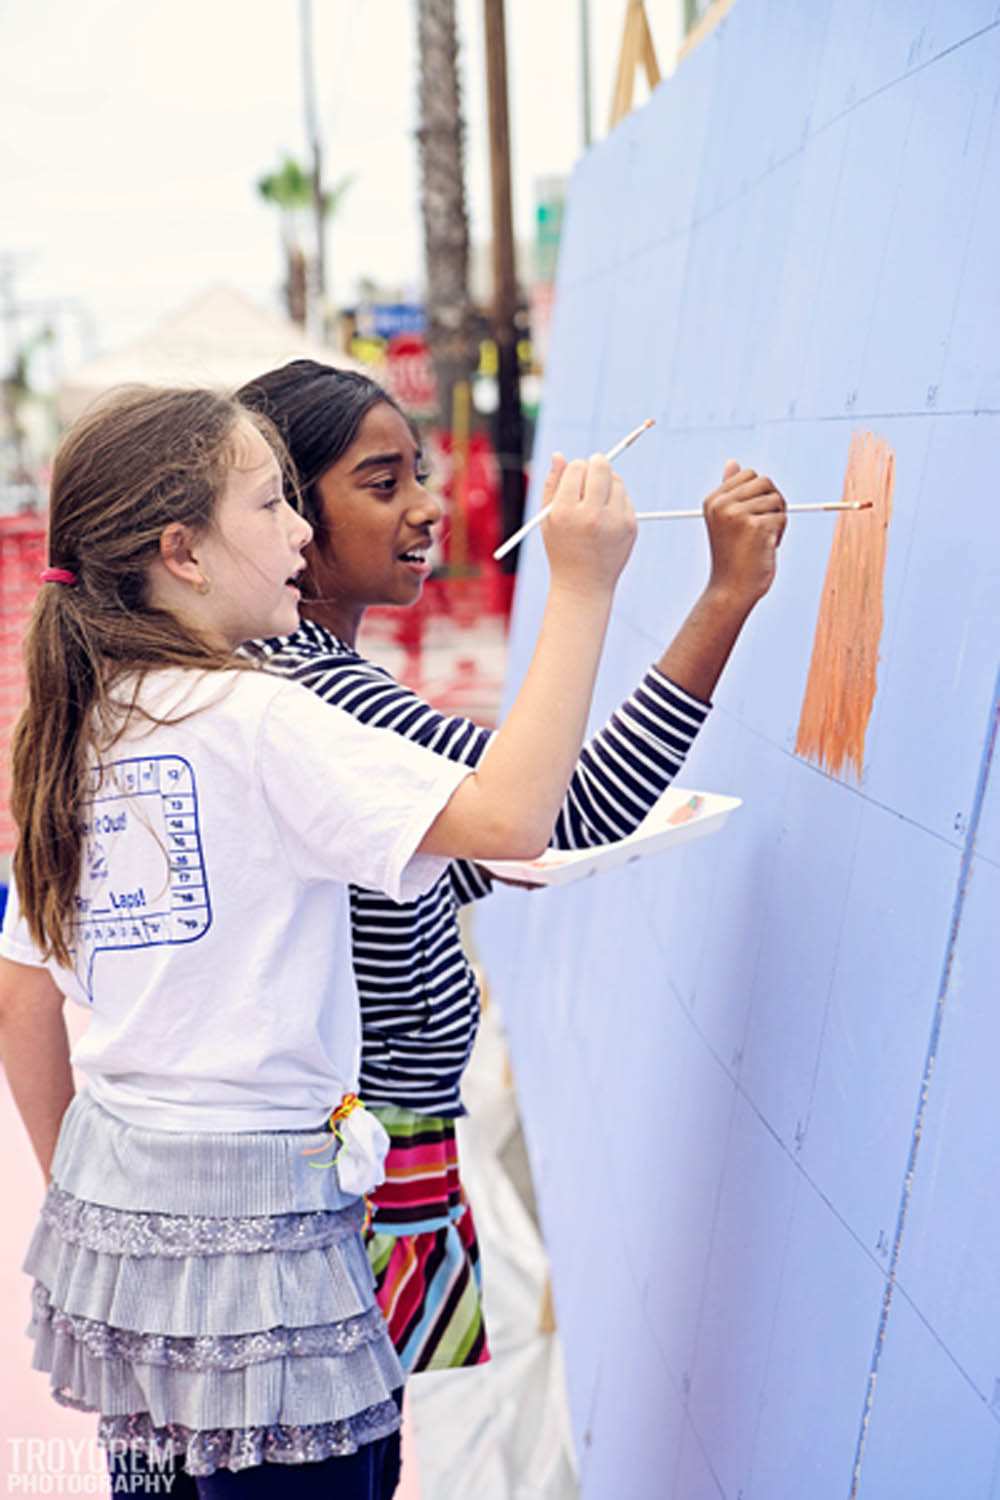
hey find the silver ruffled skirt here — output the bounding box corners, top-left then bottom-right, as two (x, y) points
(24, 1091), (405, 1475)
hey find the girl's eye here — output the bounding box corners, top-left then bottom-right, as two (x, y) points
(369, 476), (397, 496)
(263, 496), (283, 511)
(415, 469), (432, 486)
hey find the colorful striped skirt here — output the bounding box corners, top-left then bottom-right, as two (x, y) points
(365, 1106), (490, 1373)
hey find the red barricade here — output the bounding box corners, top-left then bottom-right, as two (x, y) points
(1, 515), (46, 857)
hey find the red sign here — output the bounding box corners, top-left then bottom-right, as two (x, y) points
(384, 333), (438, 414)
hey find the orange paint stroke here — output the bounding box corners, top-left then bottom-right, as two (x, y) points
(794, 431), (895, 780)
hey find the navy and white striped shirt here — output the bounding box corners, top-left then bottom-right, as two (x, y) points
(259, 620), (710, 1114)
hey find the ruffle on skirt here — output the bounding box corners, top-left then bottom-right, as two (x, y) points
(25, 1205), (376, 1336)
(30, 1283), (403, 1427)
(26, 1091), (405, 1475)
(98, 1405), (399, 1474)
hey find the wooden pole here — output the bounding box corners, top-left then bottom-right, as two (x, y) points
(300, 0), (327, 339)
(677, 0), (738, 64)
(580, 0), (593, 149)
(608, 0), (662, 131)
(483, 0), (525, 572)
(450, 379), (471, 573)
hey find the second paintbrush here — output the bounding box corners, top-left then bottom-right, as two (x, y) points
(492, 417), (655, 561)
(637, 501), (873, 519)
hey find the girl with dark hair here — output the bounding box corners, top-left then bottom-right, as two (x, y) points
(237, 359), (787, 1375)
(0, 383), (639, 1495)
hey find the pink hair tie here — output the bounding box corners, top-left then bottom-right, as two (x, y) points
(39, 567), (78, 586)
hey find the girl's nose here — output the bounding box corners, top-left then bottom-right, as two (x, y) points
(409, 485), (444, 526)
(291, 505), (314, 550)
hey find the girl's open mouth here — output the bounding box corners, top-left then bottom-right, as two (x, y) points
(398, 549), (431, 577)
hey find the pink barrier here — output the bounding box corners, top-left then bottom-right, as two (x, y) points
(0, 515), (46, 859)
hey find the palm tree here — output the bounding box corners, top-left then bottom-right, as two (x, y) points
(257, 155), (353, 330)
(415, 0), (477, 426)
(3, 326), (52, 487)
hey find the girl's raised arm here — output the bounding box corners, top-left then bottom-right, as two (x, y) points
(652, 460), (787, 703)
(418, 454), (636, 859)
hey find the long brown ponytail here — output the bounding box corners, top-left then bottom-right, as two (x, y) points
(10, 385), (285, 966)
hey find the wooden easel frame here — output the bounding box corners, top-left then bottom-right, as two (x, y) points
(608, 0), (662, 130)
(677, 0), (739, 64)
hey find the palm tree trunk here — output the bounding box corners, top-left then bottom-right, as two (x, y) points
(286, 244), (309, 328)
(416, 0), (477, 427)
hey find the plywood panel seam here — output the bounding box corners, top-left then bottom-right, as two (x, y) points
(847, 668), (1000, 1499)
(743, 1175), (805, 1499)
(931, 72), (1000, 401)
(702, 706), (971, 854)
(669, 1396), (729, 1500)
(811, 17), (1000, 154)
(642, 868), (956, 1288)
(889, 1273), (1000, 1420)
(798, 798), (869, 1141)
(632, 127), (838, 302)
(851, 96), (920, 394)
(599, 20), (998, 291)
(664, 1086), (741, 1499)
(735, 1061), (892, 1276)
(637, 876), (899, 1276)
(639, 410), (1000, 441)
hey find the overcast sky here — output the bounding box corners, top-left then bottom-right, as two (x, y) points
(1, 0), (682, 373)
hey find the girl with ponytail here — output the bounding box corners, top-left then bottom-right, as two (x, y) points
(0, 383), (637, 1495)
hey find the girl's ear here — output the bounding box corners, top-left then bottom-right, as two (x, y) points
(159, 523), (210, 592)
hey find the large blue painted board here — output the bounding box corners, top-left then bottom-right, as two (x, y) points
(476, 5), (1000, 1496)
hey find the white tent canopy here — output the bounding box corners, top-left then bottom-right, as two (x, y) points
(56, 285), (370, 424)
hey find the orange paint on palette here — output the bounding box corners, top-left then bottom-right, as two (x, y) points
(794, 432), (895, 780)
(667, 794), (705, 826)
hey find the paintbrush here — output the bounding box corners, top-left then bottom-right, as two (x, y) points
(637, 501), (873, 520)
(493, 420), (872, 559)
(492, 418), (655, 561)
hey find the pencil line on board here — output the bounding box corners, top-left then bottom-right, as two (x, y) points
(554, 18), (1000, 302)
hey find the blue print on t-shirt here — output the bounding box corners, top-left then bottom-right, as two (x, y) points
(72, 755), (212, 1000)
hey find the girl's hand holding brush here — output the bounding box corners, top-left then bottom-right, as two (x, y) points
(703, 459), (788, 608)
(654, 461), (788, 704)
(539, 452), (638, 598)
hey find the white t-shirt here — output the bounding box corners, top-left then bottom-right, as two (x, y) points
(0, 667), (471, 1134)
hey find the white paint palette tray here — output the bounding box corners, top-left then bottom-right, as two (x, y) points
(481, 787), (742, 888)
